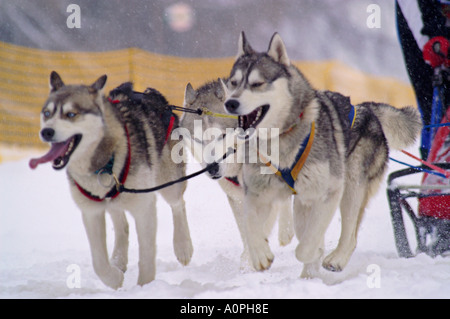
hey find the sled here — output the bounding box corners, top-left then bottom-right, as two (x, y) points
(387, 65), (450, 258)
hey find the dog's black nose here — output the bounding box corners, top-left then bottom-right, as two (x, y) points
(207, 163), (222, 179)
(225, 99), (240, 113)
(207, 163), (219, 176)
(41, 128), (55, 141)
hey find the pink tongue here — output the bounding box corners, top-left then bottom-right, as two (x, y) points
(29, 142), (68, 169)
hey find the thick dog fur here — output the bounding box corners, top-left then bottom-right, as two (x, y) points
(219, 32), (422, 276)
(30, 72), (193, 289)
(181, 80), (294, 266)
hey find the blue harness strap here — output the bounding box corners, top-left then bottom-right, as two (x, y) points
(349, 104), (357, 129)
(421, 86), (445, 157)
(259, 104), (357, 194)
(277, 122), (315, 193)
(259, 122), (315, 194)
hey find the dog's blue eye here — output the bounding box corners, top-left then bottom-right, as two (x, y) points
(43, 111), (51, 118)
(66, 112), (77, 118)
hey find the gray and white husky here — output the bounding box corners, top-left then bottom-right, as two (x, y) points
(180, 80), (294, 267)
(218, 32), (421, 276)
(29, 72), (193, 289)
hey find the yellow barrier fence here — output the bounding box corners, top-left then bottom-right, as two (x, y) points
(0, 41), (415, 150)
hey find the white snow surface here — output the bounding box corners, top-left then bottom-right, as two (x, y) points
(1, 147), (449, 299)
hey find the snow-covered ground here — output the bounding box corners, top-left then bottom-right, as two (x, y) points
(1, 145), (449, 299)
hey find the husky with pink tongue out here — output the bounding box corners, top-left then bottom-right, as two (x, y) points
(29, 72), (193, 289)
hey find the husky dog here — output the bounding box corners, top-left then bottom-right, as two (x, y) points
(29, 72), (193, 289)
(180, 80), (294, 265)
(220, 32), (421, 276)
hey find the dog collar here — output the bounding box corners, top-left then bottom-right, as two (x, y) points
(73, 126), (131, 202)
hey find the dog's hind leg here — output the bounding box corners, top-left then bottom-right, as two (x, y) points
(82, 209), (124, 289)
(159, 182), (193, 266)
(323, 173), (383, 272)
(108, 210), (129, 273)
(129, 194), (157, 286)
(322, 182), (367, 272)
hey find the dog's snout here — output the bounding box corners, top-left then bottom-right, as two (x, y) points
(207, 163), (222, 180)
(208, 163), (219, 176)
(41, 128), (55, 141)
(225, 99), (240, 113)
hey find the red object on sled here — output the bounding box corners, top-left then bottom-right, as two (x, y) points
(419, 107), (450, 220)
(423, 36), (450, 68)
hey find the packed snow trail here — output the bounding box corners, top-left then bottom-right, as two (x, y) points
(0, 148), (449, 298)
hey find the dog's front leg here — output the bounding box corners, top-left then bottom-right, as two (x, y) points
(129, 195), (157, 286)
(294, 187), (341, 270)
(225, 193), (250, 268)
(275, 200), (294, 247)
(82, 210), (124, 289)
(108, 209), (129, 273)
(170, 198), (193, 266)
(158, 183), (193, 266)
(244, 195), (274, 271)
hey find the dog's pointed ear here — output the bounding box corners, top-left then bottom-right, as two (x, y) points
(184, 83), (197, 106)
(236, 31), (254, 60)
(218, 78), (230, 100)
(213, 78), (226, 101)
(91, 75), (107, 92)
(49, 71), (65, 92)
(267, 33), (290, 66)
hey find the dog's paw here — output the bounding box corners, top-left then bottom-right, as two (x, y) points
(99, 266), (124, 290)
(300, 262), (320, 279)
(278, 227), (294, 247)
(137, 269), (155, 286)
(322, 252), (348, 273)
(174, 237), (194, 266)
(110, 254), (128, 273)
(239, 250), (253, 272)
(322, 262), (342, 272)
(249, 240), (274, 271)
(251, 251), (274, 271)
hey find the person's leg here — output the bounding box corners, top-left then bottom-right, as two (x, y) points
(396, 2), (434, 159)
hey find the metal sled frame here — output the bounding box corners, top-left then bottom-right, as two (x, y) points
(388, 65), (449, 258)
(387, 164), (450, 258)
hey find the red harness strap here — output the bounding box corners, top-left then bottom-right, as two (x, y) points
(75, 182), (104, 202)
(164, 115), (176, 145)
(74, 126), (131, 202)
(107, 97), (121, 104)
(109, 96), (174, 146)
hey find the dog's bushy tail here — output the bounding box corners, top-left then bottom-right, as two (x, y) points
(362, 103), (422, 150)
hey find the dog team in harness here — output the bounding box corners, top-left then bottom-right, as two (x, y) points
(27, 1), (448, 289)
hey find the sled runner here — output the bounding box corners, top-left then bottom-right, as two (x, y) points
(387, 65), (450, 258)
